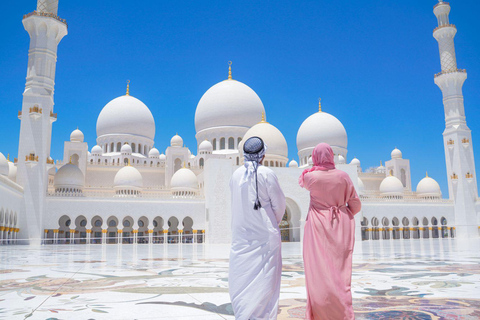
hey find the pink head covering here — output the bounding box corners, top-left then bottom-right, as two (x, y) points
(299, 143), (336, 187)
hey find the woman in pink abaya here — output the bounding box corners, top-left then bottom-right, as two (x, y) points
(299, 143), (361, 320)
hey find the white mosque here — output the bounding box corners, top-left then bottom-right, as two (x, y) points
(0, 0), (478, 245)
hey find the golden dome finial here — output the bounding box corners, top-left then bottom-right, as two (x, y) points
(228, 61), (232, 80)
(7, 154), (10, 161)
(126, 80), (130, 96)
(69, 156), (72, 164)
(380, 160), (383, 166)
(318, 98), (322, 113)
(183, 161), (186, 168)
(426, 171), (429, 177)
(260, 112), (268, 123)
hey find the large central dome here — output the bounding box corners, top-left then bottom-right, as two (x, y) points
(96, 95), (155, 140)
(194, 79), (265, 133)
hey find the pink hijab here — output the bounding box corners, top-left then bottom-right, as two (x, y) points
(299, 143), (336, 187)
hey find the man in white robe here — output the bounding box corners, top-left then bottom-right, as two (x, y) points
(229, 136), (286, 320)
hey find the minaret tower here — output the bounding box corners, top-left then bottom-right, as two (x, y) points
(16, 0), (67, 243)
(433, 1), (478, 237)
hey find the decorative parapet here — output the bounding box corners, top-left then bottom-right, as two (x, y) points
(433, 23), (456, 33)
(23, 11), (67, 27)
(29, 106), (42, 114)
(46, 158), (54, 164)
(451, 173), (458, 180)
(466, 172), (474, 179)
(434, 1), (449, 9)
(434, 68), (466, 78)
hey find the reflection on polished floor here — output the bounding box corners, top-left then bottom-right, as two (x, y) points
(0, 239), (479, 319)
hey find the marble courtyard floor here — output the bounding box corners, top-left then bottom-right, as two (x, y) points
(0, 239), (479, 320)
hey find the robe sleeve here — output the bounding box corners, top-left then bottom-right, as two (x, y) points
(266, 171), (286, 224)
(344, 174), (361, 215)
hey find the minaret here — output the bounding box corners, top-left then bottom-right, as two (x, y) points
(16, 0), (67, 243)
(433, 1), (478, 237)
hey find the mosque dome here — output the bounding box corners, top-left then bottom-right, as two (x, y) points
(70, 128), (84, 142)
(195, 78), (265, 133)
(171, 168), (199, 192)
(379, 175), (404, 196)
(350, 157), (360, 167)
(240, 119), (288, 158)
(149, 147), (160, 158)
(416, 174), (442, 198)
(357, 177), (365, 195)
(121, 143), (132, 154)
(114, 166), (143, 189)
(8, 161), (17, 182)
(338, 155), (346, 164)
(198, 140), (213, 154)
(54, 164), (84, 191)
(0, 153), (9, 176)
(289, 160), (298, 168)
(91, 145), (103, 155)
(96, 95), (155, 140)
(159, 153), (166, 161)
(297, 107), (347, 155)
(391, 148), (402, 159)
(171, 134), (183, 147)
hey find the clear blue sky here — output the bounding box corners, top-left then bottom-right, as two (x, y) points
(1, 0), (479, 196)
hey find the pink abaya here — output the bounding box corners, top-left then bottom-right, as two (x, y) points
(299, 143), (361, 320)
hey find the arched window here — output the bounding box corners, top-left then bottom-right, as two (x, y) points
(237, 137), (242, 147)
(144, 145), (147, 154)
(199, 158), (204, 167)
(117, 142), (121, 152)
(111, 143), (114, 152)
(132, 143), (136, 153)
(236, 157), (239, 165)
(213, 139), (217, 151)
(138, 144), (142, 155)
(228, 137), (234, 149)
(220, 138), (226, 149)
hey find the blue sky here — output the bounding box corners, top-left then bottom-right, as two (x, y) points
(1, 0), (479, 196)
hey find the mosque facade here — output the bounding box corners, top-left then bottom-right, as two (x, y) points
(0, 0), (478, 245)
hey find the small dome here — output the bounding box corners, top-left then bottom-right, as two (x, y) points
(54, 164), (84, 189)
(121, 143), (132, 154)
(149, 147), (160, 157)
(199, 140), (213, 153)
(357, 177), (365, 195)
(289, 160), (298, 168)
(171, 168), (198, 191)
(195, 78), (265, 133)
(391, 148), (402, 159)
(8, 162), (17, 182)
(87, 151), (91, 157)
(376, 162), (386, 174)
(70, 128), (84, 142)
(114, 166), (143, 189)
(308, 156), (313, 166)
(350, 157), (360, 166)
(96, 95), (155, 140)
(91, 145), (103, 155)
(338, 155), (346, 164)
(171, 134), (183, 147)
(379, 175), (404, 196)
(240, 120), (288, 158)
(159, 153), (166, 161)
(297, 111), (347, 154)
(0, 152), (9, 176)
(416, 174), (442, 198)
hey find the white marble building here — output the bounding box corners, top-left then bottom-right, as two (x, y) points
(0, 0), (478, 245)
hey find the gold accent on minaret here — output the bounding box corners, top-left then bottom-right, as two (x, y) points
(318, 98), (322, 113)
(126, 80), (130, 96)
(228, 61), (232, 80)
